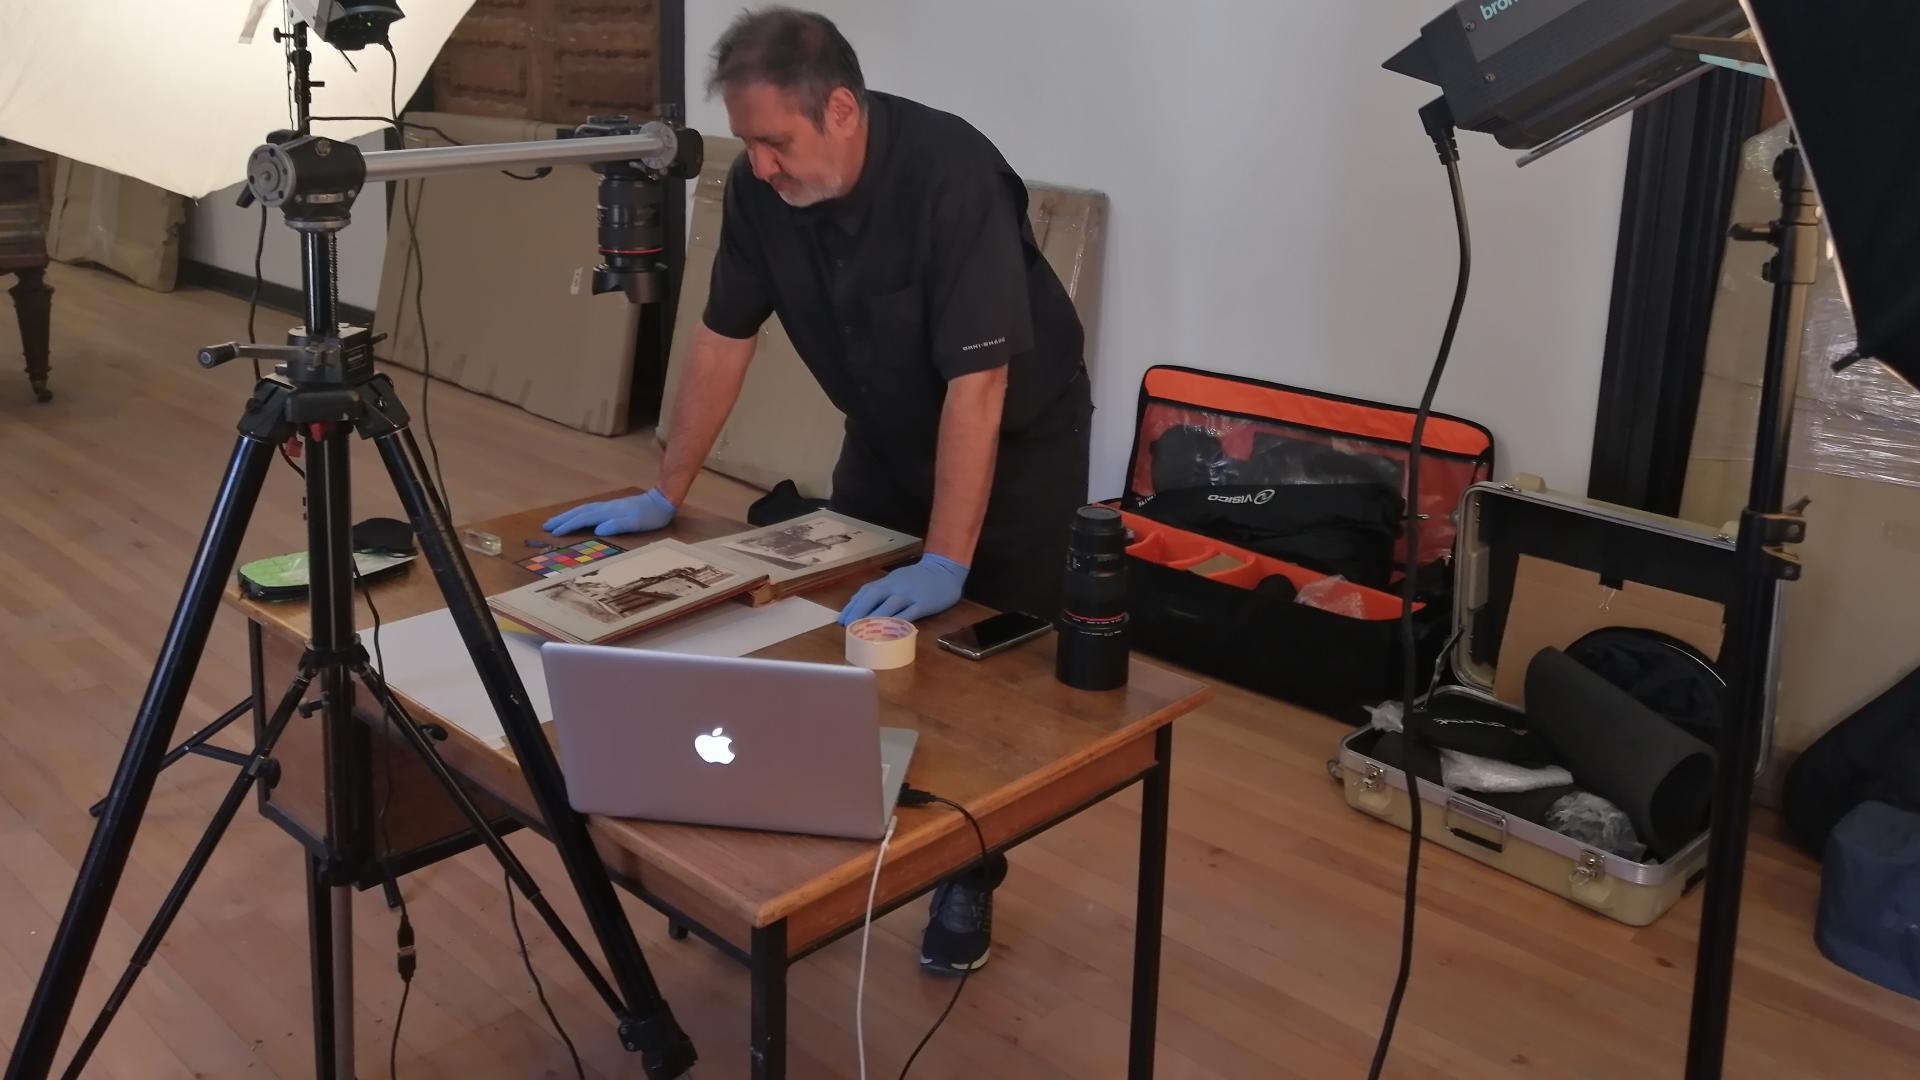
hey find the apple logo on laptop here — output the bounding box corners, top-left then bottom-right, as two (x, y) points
(694, 726), (736, 765)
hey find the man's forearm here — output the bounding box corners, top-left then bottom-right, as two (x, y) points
(924, 366), (1009, 566)
(656, 323), (757, 506)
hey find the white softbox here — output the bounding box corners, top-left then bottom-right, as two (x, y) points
(0, 1), (475, 200)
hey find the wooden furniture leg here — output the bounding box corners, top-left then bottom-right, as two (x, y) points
(9, 266), (53, 402)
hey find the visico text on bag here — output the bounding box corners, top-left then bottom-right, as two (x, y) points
(1110, 365), (1495, 720)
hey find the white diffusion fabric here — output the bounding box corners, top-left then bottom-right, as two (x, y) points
(0, 1), (475, 198)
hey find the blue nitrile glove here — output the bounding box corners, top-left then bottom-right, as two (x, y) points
(838, 554), (969, 624)
(542, 489), (676, 537)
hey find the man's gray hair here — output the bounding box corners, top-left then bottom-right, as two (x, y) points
(707, 7), (867, 126)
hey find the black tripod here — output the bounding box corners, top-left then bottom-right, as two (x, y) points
(1683, 142), (1816, 1078)
(5, 27), (698, 1080)
(7, 257), (698, 1080)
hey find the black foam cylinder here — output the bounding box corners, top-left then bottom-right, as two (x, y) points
(1525, 647), (1716, 860)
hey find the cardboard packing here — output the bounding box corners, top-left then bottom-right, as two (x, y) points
(656, 136), (1110, 498)
(46, 157), (185, 291)
(1493, 554), (1726, 706)
(370, 111), (641, 436)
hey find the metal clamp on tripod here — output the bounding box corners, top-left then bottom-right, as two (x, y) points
(199, 326), (380, 380)
(6, 19), (704, 1080)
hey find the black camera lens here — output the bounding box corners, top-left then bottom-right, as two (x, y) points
(571, 115), (693, 306)
(1056, 505), (1130, 691)
(592, 176), (666, 303)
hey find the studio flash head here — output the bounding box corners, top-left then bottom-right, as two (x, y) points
(564, 116), (705, 305)
(289, 1), (405, 51)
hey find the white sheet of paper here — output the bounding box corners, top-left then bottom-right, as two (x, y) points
(366, 598), (838, 750)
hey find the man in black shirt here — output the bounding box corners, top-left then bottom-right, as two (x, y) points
(542, 7), (1093, 973)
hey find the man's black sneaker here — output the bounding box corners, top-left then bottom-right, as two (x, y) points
(919, 879), (992, 974)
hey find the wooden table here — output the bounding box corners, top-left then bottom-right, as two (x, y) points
(227, 490), (1213, 1078)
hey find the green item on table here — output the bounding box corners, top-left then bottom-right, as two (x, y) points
(237, 550), (416, 602)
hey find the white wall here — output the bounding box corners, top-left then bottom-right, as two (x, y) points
(183, 131), (389, 314)
(685, 0), (1631, 496)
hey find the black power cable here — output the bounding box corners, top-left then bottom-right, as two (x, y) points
(354, 567), (415, 1076)
(248, 204), (267, 378)
(306, 115), (551, 181)
(359, 569), (581, 1077)
(895, 787), (989, 1078)
(507, 867), (587, 1080)
(373, 42), (454, 522)
(1367, 98), (1472, 1080)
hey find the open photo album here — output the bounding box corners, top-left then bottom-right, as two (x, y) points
(487, 538), (768, 644)
(489, 511), (923, 642)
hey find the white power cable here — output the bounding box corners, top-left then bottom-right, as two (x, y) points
(857, 814), (899, 1080)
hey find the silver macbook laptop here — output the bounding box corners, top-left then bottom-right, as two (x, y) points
(540, 643), (917, 840)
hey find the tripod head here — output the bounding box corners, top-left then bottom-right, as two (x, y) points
(244, 129), (366, 232)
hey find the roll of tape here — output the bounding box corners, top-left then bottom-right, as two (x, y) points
(846, 616), (917, 670)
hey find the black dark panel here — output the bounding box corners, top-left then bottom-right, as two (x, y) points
(1590, 68), (1763, 514)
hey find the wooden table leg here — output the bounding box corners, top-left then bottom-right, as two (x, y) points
(9, 266), (53, 403)
(750, 921), (788, 1079)
(1129, 726), (1173, 1079)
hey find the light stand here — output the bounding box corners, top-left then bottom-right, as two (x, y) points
(5, 22), (702, 1080)
(1381, 5), (1891, 1077)
(1684, 140), (1815, 1078)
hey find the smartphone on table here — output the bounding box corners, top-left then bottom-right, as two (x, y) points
(935, 611), (1053, 660)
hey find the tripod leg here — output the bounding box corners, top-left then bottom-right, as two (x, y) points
(353, 660), (627, 1019)
(87, 700), (252, 818)
(299, 425), (365, 1080)
(371, 426), (696, 1075)
(7, 434), (277, 1080)
(61, 672), (316, 1078)
(329, 885), (354, 1078)
(307, 855), (338, 1080)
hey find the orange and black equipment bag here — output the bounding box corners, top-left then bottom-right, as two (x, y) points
(1112, 365), (1495, 721)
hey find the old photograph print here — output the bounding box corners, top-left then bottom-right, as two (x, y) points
(532, 547), (740, 627)
(721, 515), (896, 573)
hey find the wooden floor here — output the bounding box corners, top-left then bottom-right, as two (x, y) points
(2, 263), (1917, 1078)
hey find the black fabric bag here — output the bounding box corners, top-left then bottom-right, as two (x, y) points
(1565, 627), (1725, 746)
(1131, 481), (1402, 587)
(1112, 366), (1494, 720)
(1782, 660), (1920, 857)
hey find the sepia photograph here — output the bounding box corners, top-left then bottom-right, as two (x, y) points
(486, 538), (765, 643)
(534, 551), (737, 625)
(720, 514), (901, 574)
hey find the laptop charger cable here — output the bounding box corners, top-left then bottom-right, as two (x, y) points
(890, 787), (989, 1078)
(858, 815), (899, 1080)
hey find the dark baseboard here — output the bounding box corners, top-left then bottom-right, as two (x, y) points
(179, 258), (377, 329)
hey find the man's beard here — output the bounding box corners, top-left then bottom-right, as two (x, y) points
(773, 170), (844, 207)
